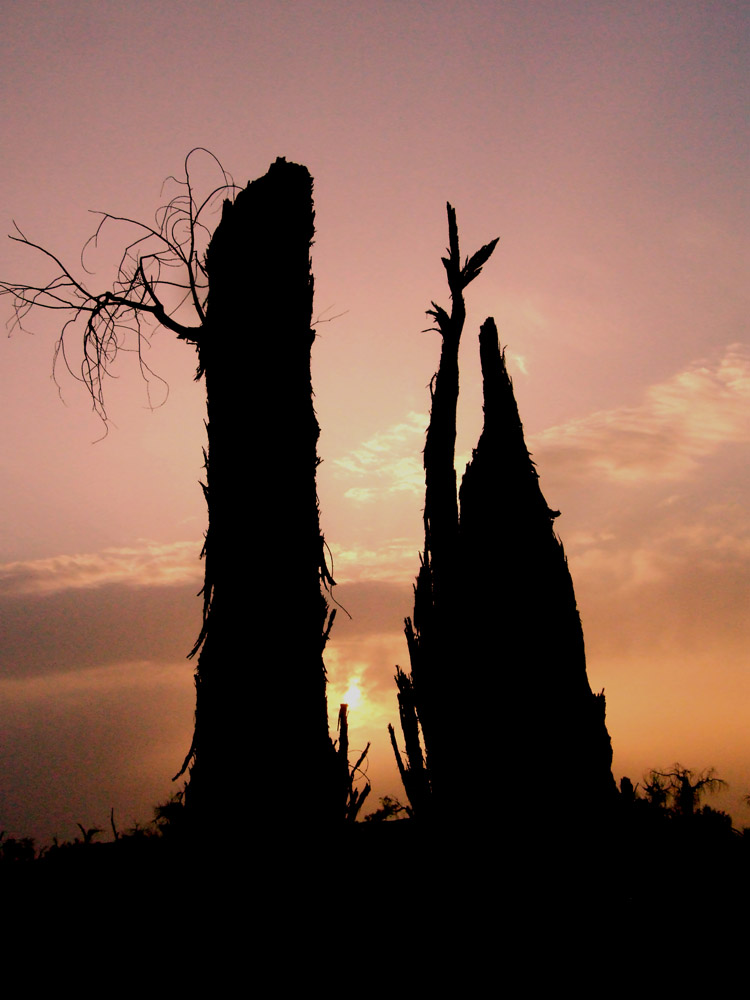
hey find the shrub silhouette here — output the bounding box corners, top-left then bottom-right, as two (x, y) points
(644, 764), (726, 818)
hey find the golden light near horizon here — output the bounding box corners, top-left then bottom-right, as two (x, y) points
(342, 680), (363, 711)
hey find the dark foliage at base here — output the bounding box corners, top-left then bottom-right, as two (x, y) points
(4, 771), (748, 921)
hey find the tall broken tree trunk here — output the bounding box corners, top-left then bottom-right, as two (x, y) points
(183, 158), (339, 832)
(395, 206), (498, 815)
(392, 207), (615, 826)
(459, 318), (616, 819)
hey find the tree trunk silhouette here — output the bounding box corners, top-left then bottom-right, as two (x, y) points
(182, 158), (339, 831)
(389, 668), (430, 815)
(459, 318), (616, 818)
(395, 205), (499, 815)
(392, 208), (616, 824)
(2, 152), (354, 837)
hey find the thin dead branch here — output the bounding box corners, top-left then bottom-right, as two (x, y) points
(0, 148), (238, 424)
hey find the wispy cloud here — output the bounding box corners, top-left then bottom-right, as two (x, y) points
(329, 539), (419, 583)
(508, 351), (529, 376)
(0, 658), (186, 704)
(334, 412), (426, 502)
(0, 540), (201, 596)
(566, 500), (750, 596)
(532, 344), (750, 484)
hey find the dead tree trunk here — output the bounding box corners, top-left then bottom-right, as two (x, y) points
(389, 668), (430, 815)
(183, 158), (339, 831)
(0, 151), (347, 839)
(392, 209), (616, 826)
(459, 318), (616, 818)
(396, 206), (498, 814)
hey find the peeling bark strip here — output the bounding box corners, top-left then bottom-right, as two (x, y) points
(184, 158), (339, 828)
(392, 210), (615, 822)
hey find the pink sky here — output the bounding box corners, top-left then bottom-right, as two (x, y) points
(1, 1), (748, 841)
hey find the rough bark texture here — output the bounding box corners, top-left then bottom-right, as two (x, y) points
(184, 158), (338, 830)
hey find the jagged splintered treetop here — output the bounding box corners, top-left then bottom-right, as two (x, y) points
(391, 205), (616, 824)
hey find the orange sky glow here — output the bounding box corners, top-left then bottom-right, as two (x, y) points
(1, 1), (748, 842)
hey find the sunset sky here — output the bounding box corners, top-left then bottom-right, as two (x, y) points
(1, 1), (748, 843)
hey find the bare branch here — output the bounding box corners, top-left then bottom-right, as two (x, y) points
(0, 149), (237, 424)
